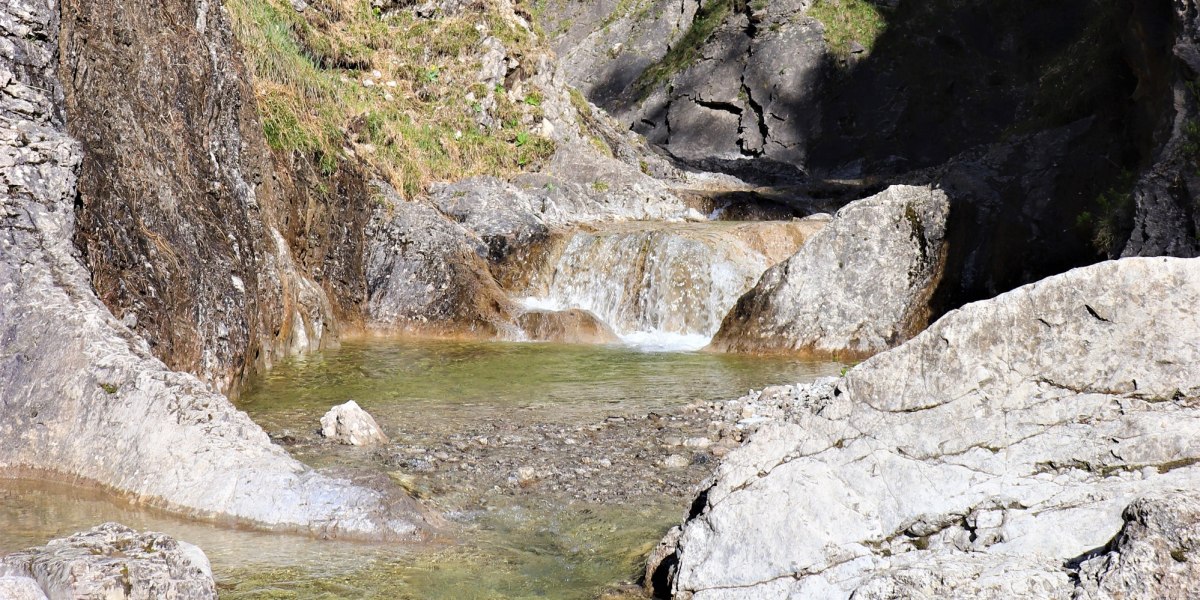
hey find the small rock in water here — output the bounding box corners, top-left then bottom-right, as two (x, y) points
(320, 400), (389, 446)
(517, 466), (538, 486)
(663, 454), (690, 469)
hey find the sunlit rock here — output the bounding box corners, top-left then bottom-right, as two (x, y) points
(321, 401), (390, 446)
(656, 257), (1200, 598)
(711, 184), (948, 357)
(1, 523), (216, 600)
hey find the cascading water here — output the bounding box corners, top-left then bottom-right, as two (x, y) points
(511, 220), (825, 351)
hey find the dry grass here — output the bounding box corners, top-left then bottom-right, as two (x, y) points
(227, 0), (556, 197)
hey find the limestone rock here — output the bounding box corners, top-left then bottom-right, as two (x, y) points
(1073, 492), (1200, 600)
(321, 401), (389, 446)
(60, 0), (342, 395)
(711, 185), (948, 357)
(0, 0), (432, 540)
(365, 183), (518, 336)
(1120, 0), (1200, 258)
(1, 523), (216, 600)
(0, 576), (47, 600)
(660, 257), (1200, 598)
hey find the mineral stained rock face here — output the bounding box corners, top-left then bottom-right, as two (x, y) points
(59, 0), (348, 395)
(0, 0), (431, 540)
(710, 185), (948, 357)
(321, 401), (390, 446)
(660, 257), (1200, 599)
(1, 523), (216, 600)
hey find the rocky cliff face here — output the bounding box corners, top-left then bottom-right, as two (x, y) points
(545, 0), (1200, 323)
(1, 0), (433, 540)
(60, 0), (350, 396)
(653, 257), (1200, 598)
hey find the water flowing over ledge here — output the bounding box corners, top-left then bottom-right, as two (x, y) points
(508, 219), (827, 351)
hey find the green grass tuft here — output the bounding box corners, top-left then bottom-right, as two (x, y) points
(227, 0), (556, 197)
(808, 0), (886, 59)
(632, 0), (733, 99)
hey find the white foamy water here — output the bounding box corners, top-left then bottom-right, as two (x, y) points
(618, 330), (713, 352)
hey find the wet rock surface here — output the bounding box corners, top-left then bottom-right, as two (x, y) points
(59, 0), (342, 395)
(712, 185), (948, 357)
(1, 523), (216, 600)
(657, 257), (1200, 598)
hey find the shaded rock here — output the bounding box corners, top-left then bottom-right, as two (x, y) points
(517, 308), (619, 344)
(1120, 0), (1200, 259)
(711, 185), (948, 357)
(0, 0), (433, 540)
(321, 401), (389, 446)
(660, 257), (1200, 598)
(1, 523), (215, 600)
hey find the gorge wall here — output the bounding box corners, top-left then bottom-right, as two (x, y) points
(542, 0), (1200, 323)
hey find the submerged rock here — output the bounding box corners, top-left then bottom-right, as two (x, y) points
(711, 185), (948, 357)
(517, 308), (619, 344)
(321, 401), (389, 446)
(1, 523), (215, 600)
(658, 257), (1200, 598)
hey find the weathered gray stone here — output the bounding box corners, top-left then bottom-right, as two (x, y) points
(1, 523), (215, 600)
(366, 183), (518, 336)
(1119, 0), (1200, 259)
(711, 185), (948, 356)
(321, 401), (389, 446)
(0, 576), (47, 600)
(661, 257), (1200, 598)
(1073, 492), (1200, 600)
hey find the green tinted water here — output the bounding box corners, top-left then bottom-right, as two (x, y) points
(1, 339), (840, 599)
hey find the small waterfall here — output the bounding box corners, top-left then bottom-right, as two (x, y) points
(512, 220), (824, 350)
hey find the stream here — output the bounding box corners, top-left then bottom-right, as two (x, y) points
(0, 338), (840, 599)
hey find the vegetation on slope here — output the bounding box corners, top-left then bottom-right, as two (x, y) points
(227, 0), (555, 197)
(631, 0), (733, 98)
(808, 0), (886, 58)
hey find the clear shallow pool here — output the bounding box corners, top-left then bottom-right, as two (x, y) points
(1, 338), (841, 599)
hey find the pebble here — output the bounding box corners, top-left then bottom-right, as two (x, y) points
(663, 455), (690, 469)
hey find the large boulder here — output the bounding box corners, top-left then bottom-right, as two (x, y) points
(657, 257), (1200, 598)
(1, 523), (215, 600)
(710, 185), (948, 357)
(0, 0), (432, 540)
